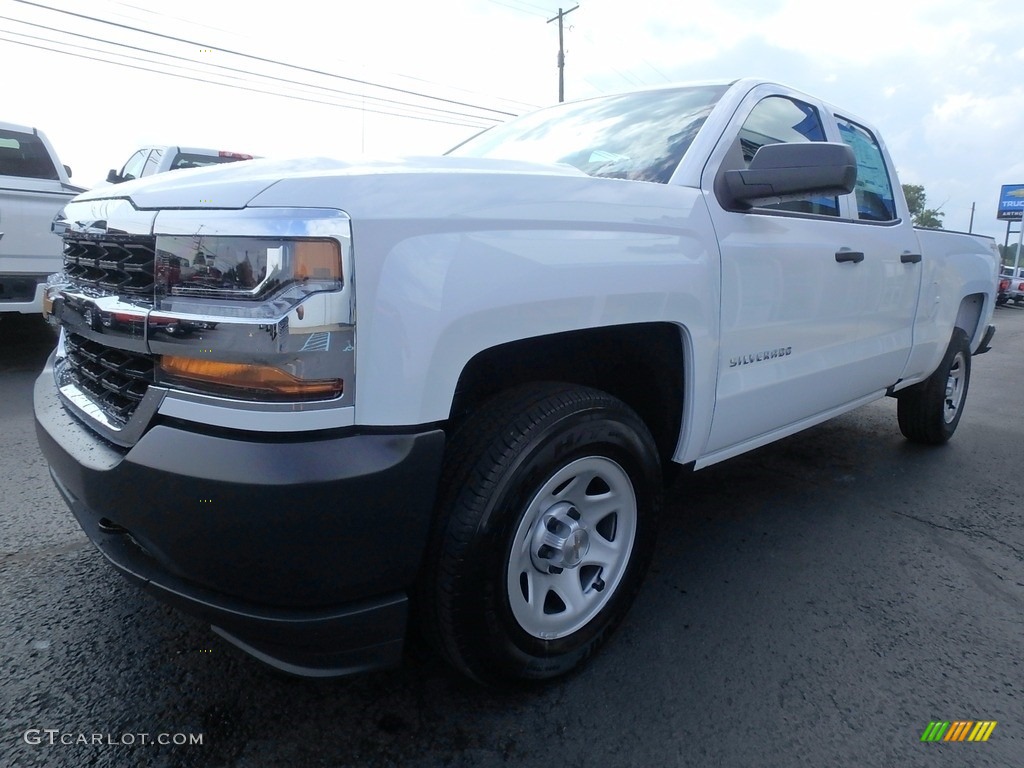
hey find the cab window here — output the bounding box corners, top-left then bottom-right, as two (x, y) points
(835, 117), (897, 222)
(142, 148), (164, 177)
(736, 96), (838, 216)
(0, 129), (59, 180)
(120, 149), (150, 182)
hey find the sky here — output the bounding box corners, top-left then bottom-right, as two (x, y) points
(3, 0), (1024, 243)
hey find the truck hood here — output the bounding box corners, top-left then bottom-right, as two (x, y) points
(72, 155), (589, 211)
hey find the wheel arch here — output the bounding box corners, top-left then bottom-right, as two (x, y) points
(954, 292), (986, 349)
(448, 323), (686, 471)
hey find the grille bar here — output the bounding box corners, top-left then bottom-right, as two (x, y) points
(64, 333), (156, 424)
(63, 236), (158, 296)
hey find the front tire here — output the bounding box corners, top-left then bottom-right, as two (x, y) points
(420, 383), (661, 687)
(897, 328), (972, 444)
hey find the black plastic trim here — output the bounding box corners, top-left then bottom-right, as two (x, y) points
(974, 324), (996, 355)
(35, 369), (447, 675)
(835, 250), (865, 264)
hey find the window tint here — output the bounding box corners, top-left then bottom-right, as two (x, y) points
(121, 149), (150, 181)
(0, 128), (59, 180)
(737, 96), (838, 216)
(836, 118), (896, 221)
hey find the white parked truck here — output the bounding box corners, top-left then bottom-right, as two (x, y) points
(105, 145), (255, 184)
(35, 79), (999, 686)
(0, 121), (83, 313)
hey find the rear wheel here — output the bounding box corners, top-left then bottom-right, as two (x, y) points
(419, 383), (661, 687)
(897, 328), (971, 444)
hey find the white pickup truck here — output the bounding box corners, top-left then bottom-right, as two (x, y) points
(998, 265), (1024, 305)
(105, 145), (256, 185)
(35, 79), (998, 686)
(0, 121), (84, 313)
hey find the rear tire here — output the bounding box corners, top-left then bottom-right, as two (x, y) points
(897, 328), (971, 444)
(419, 383), (661, 687)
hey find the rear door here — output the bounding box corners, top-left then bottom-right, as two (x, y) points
(830, 114), (922, 383)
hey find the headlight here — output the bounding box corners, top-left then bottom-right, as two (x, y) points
(156, 236), (342, 308)
(146, 209), (355, 403)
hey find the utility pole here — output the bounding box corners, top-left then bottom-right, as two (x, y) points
(547, 5), (579, 103)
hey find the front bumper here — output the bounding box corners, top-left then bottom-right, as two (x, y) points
(34, 355), (445, 676)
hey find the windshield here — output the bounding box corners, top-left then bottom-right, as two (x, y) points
(448, 85), (729, 184)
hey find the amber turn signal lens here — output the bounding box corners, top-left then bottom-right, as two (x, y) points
(294, 240), (341, 281)
(160, 356), (342, 398)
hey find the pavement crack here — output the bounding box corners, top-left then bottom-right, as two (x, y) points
(889, 509), (1024, 560)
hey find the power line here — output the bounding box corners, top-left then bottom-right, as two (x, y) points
(106, 0), (540, 112)
(11, 0), (520, 118)
(0, 34), (495, 129)
(484, 0), (547, 18)
(513, 0), (559, 13)
(640, 58), (673, 84)
(0, 13), (505, 125)
(573, 28), (653, 89)
(108, 0), (246, 38)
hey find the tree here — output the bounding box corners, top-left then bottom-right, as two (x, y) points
(1000, 243), (1021, 267)
(901, 184), (944, 228)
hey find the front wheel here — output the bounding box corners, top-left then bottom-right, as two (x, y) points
(419, 383), (661, 687)
(897, 328), (972, 444)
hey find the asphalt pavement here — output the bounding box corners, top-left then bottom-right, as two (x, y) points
(1, 308), (1021, 768)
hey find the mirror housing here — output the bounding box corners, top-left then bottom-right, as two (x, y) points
(719, 142), (857, 209)
(51, 207), (68, 237)
(106, 168), (123, 184)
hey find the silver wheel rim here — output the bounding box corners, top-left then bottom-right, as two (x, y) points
(507, 456), (637, 640)
(943, 351), (966, 424)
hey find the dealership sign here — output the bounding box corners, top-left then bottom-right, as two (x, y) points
(997, 184), (1024, 220)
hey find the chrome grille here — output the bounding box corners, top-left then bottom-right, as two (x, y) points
(64, 333), (155, 424)
(63, 235), (157, 296)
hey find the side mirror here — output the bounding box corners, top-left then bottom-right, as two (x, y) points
(51, 208), (68, 237)
(63, 164), (73, 179)
(720, 142), (857, 209)
(106, 169), (122, 184)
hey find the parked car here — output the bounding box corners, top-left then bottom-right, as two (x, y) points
(998, 265), (1024, 305)
(0, 121), (85, 313)
(106, 145), (256, 184)
(37, 79), (999, 686)
(997, 276), (1012, 305)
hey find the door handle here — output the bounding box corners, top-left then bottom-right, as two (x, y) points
(900, 252), (922, 264)
(835, 250), (864, 264)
